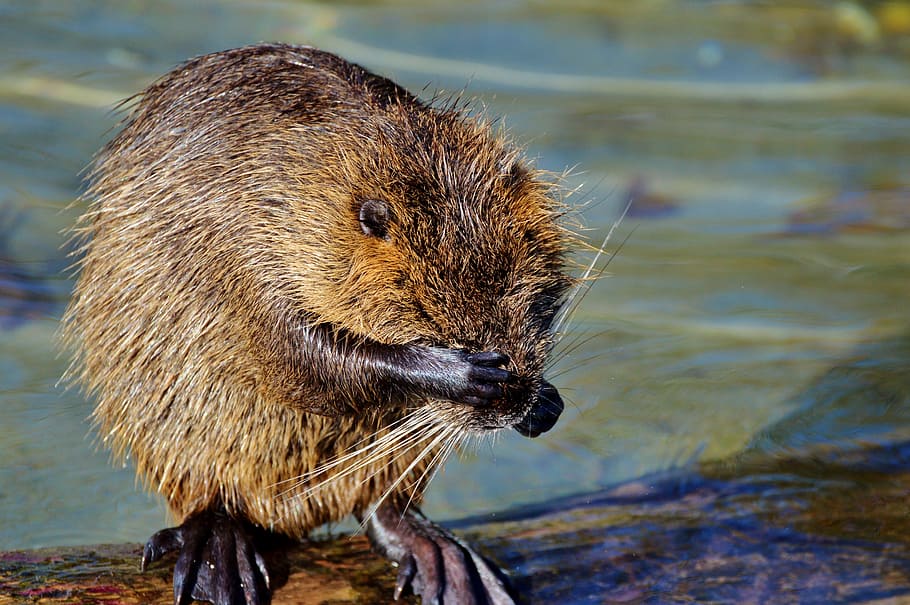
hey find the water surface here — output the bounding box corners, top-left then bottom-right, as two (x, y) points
(1, 3), (909, 600)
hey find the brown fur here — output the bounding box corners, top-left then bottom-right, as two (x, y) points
(61, 44), (572, 537)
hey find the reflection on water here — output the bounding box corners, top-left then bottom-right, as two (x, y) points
(742, 332), (910, 458)
(466, 440), (910, 603)
(0, 2), (908, 600)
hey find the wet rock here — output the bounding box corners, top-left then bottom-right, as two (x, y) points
(6, 440), (910, 605)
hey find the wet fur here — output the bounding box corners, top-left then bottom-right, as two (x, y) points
(62, 44), (573, 538)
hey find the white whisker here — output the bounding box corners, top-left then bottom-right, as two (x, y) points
(551, 193), (634, 340)
(401, 427), (464, 515)
(276, 407), (440, 499)
(273, 408), (430, 489)
(287, 421), (444, 500)
(358, 423), (457, 529)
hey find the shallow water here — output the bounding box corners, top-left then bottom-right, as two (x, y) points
(1, 0), (909, 594)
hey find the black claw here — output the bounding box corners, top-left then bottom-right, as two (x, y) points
(254, 550), (270, 590)
(173, 533), (203, 605)
(470, 365), (512, 385)
(465, 351), (509, 367)
(236, 529), (269, 600)
(142, 526), (184, 571)
(394, 555), (417, 600)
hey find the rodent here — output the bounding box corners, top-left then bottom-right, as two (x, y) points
(62, 43), (572, 605)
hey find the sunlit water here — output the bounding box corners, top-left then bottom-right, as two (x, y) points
(1, 1), (909, 581)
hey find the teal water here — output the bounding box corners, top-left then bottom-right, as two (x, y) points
(1, 0), (909, 571)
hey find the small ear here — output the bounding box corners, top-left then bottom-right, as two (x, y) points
(359, 199), (390, 239)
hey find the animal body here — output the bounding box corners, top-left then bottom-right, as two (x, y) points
(63, 43), (573, 604)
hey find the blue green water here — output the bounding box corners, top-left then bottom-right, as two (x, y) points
(1, 0), (909, 574)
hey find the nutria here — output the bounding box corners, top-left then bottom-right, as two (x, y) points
(62, 43), (573, 605)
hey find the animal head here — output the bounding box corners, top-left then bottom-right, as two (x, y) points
(270, 101), (573, 427)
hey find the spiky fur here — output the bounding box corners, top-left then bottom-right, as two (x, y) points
(61, 44), (572, 536)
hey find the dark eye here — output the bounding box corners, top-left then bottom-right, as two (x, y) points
(359, 199), (390, 239)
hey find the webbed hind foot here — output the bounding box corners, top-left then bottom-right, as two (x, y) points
(365, 502), (517, 604)
(141, 507), (271, 605)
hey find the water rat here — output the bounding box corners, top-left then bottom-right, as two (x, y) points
(62, 43), (573, 604)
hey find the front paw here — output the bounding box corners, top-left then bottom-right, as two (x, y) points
(458, 351), (516, 407)
(366, 503), (517, 604)
(141, 508), (271, 605)
(421, 348), (514, 407)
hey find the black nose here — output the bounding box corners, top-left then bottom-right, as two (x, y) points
(513, 381), (564, 438)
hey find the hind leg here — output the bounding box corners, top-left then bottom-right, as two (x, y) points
(141, 507), (271, 605)
(365, 502), (516, 604)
